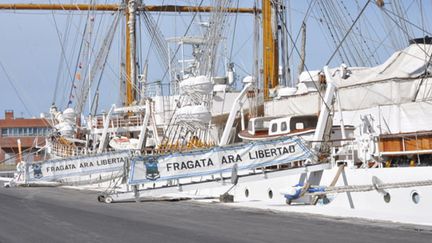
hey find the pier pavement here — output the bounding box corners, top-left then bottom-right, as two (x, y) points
(0, 182), (430, 243)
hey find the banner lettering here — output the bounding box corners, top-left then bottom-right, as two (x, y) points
(128, 136), (312, 184)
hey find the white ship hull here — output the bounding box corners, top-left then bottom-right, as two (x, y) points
(115, 165), (432, 226)
(225, 166), (432, 226)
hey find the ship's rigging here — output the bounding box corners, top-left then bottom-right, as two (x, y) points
(0, 1), (258, 113)
(2, 1), (432, 116)
(2, 1), (432, 151)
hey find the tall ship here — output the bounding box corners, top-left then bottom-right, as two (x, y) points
(3, 0), (259, 185)
(2, 0), (432, 226)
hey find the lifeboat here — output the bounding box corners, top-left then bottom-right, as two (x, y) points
(109, 136), (139, 150)
(179, 75), (213, 95)
(174, 105), (211, 124)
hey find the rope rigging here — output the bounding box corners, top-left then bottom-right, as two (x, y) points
(228, 0), (239, 63)
(65, 11), (89, 109)
(158, 0), (205, 91)
(72, 6), (96, 116)
(286, 0), (315, 82)
(324, 0), (372, 66)
(276, 4), (331, 112)
(140, 8), (172, 76)
(158, 0), (237, 152)
(197, 0), (234, 76)
(0, 61), (33, 117)
(50, 0), (77, 107)
(90, 12), (121, 115)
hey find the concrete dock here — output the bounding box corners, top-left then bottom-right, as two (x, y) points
(0, 182), (430, 243)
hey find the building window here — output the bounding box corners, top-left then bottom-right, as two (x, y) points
(37, 128), (43, 136)
(0, 127), (50, 137)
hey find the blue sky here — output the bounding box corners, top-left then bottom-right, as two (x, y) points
(0, 0), (431, 118)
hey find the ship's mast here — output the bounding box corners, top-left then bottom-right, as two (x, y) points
(126, 0), (136, 106)
(262, 0), (279, 100)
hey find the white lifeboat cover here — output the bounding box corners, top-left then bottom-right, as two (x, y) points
(109, 137), (139, 150)
(179, 75), (213, 95)
(298, 70), (320, 82)
(56, 122), (74, 137)
(175, 105), (211, 124)
(277, 87), (297, 98)
(62, 108), (76, 124)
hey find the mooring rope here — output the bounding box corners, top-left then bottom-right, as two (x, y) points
(307, 179), (432, 196)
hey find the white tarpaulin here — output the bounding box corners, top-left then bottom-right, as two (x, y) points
(26, 151), (129, 183)
(128, 136), (313, 184)
(266, 44), (432, 116)
(332, 100), (432, 134)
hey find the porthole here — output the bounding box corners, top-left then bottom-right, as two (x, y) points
(245, 189), (249, 198)
(383, 193), (391, 203)
(268, 189), (273, 199)
(411, 191), (420, 204)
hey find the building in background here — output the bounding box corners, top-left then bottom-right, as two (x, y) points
(0, 110), (51, 169)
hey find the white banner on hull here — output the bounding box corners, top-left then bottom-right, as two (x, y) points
(128, 136), (312, 184)
(26, 151), (130, 183)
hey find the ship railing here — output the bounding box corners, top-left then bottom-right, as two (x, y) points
(144, 82), (179, 97)
(50, 142), (113, 158)
(92, 115), (144, 129)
